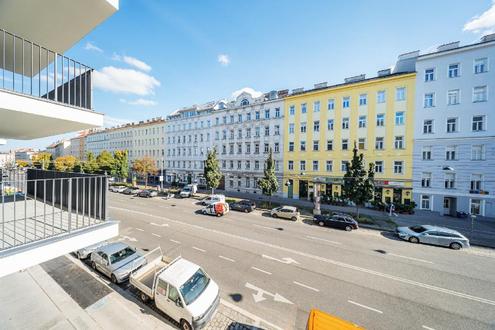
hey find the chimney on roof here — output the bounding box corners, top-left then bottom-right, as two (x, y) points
(277, 89), (289, 98)
(292, 87), (304, 94)
(437, 41), (460, 52)
(481, 33), (495, 42)
(377, 68), (391, 77)
(344, 74), (365, 83)
(314, 82), (327, 89)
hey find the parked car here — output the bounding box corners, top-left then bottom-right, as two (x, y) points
(313, 214), (358, 231)
(396, 225), (470, 250)
(202, 202), (230, 217)
(229, 200), (256, 213)
(270, 206), (300, 221)
(110, 185), (127, 193)
(90, 242), (146, 283)
(179, 184), (197, 198)
(202, 194), (226, 206)
(123, 187), (142, 195)
(162, 192), (175, 200)
(138, 189), (158, 198)
(130, 247), (220, 330)
(75, 241), (109, 259)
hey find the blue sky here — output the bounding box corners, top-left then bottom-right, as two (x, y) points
(3, 0), (495, 151)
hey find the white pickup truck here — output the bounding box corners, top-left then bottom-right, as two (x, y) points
(129, 248), (220, 330)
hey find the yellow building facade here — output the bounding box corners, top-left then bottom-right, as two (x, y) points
(282, 72), (416, 205)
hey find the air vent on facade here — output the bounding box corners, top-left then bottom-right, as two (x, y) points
(437, 41), (460, 52)
(344, 74), (365, 83)
(292, 87), (304, 94)
(314, 82), (327, 89)
(481, 33), (495, 42)
(377, 69), (391, 77)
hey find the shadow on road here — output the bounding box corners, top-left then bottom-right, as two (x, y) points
(380, 231), (402, 242)
(229, 293), (243, 302)
(227, 322), (263, 330)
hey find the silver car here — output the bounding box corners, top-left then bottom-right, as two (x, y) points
(90, 242), (146, 283)
(270, 206), (300, 221)
(396, 225), (470, 250)
(75, 241), (109, 259)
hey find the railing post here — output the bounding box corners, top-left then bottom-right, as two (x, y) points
(24, 178), (27, 244)
(68, 178), (72, 232)
(54, 52), (57, 102)
(43, 179), (46, 238)
(2, 180), (4, 249)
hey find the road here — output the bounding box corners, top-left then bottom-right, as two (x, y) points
(107, 192), (495, 330)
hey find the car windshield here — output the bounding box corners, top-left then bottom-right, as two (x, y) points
(109, 247), (135, 264)
(180, 269), (210, 305)
(409, 225), (428, 233)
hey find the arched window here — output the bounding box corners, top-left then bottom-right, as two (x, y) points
(240, 99), (249, 106)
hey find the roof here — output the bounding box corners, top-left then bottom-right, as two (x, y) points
(98, 242), (131, 255)
(418, 37), (495, 60)
(281, 206), (297, 210)
(160, 258), (200, 288)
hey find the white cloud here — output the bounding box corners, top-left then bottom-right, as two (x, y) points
(120, 98), (157, 106)
(231, 87), (263, 99)
(112, 54), (152, 72)
(464, 1), (495, 34)
(84, 42), (103, 53)
(217, 54), (230, 66)
(93, 66), (160, 96)
(104, 115), (132, 128)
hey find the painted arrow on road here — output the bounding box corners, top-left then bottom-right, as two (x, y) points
(262, 254), (299, 265)
(150, 222), (169, 227)
(245, 282), (293, 304)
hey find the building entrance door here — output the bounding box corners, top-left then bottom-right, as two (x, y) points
(287, 179), (294, 199)
(443, 197), (457, 216)
(299, 180), (308, 200)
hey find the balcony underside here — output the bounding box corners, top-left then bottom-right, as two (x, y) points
(0, 89), (103, 139)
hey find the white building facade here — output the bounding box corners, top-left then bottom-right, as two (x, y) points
(412, 35), (495, 218)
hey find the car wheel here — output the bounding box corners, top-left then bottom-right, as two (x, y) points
(409, 237), (419, 244)
(291, 216), (297, 221)
(111, 274), (118, 284)
(272, 213), (278, 218)
(140, 292), (149, 303)
(318, 221), (325, 227)
(91, 261), (97, 270)
(77, 251), (84, 259)
(345, 225), (352, 231)
(244, 209), (248, 213)
(180, 319), (192, 330)
(450, 242), (462, 250)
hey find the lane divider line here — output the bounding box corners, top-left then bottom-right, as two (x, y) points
(388, 253), (434, 264)
(422, 326), (436, 330)
(170, 239), (181, 244)
(251, 267), (272, 275)
(305, 235), (342, 245)
(219, 255), (235, 262)
(192, 246), (206, 253)
(134, 228), (144, 232)
(348, 300), (383, 314)
(151, 233), (161, 238)
(293, 281), (319, 292)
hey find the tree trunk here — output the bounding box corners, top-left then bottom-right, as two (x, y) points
(145, 175), (148, 189)
(211, 187), (214, 195)
(356, 204), (360, 220)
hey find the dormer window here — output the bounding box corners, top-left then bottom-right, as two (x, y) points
(240, 99), (250, 106)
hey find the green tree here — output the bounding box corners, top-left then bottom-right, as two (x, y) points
(342, 143), (375, 218)
(32, 152), (52, 170)
(113, 150), (129, 182)
(97, 150), (115, 175)
(203, 148), (222, 194)
(257, 148), (279, 207)
(83, 152), (99, 174)
(54, 155), (78, 172)
(132, 157), (157, 188)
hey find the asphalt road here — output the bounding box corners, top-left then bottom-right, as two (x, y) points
(107, 192), (495, 330)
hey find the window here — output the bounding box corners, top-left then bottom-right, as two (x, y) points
(394, 161), (403, 174)
(358, 116), (366, 128)
(264, 143), (269, 153)
(313, 120), (320, 132)
(229, 144), (234, 154)
(359, 94), (367, 106)
(223, 116), (227, 124)
(375, 137), (384, 150)
(264, 126), (270, 136)
(255, 143), (259, 154)
(376, 114), (385, 127)
(237, 143), (242, 154)
(375, 161), (383, 173)
(301, 103), (307, 114)
(342, 139), (348, 150)
(342, 118), (349, 129)
(327, 119), (334, 130)
(230, 130), (235, 139)
(245, 177), (250, 187)
(246, 143), (251, 154)
(423, 120), (433, 134)
(470, 199), (482, 215)
(395, 112), (405, 125)
(265, 109), (270, 119)
(246, 128), (251, 138)
(327, 99), (335, 110)
(473, 86), (487, 102)
(237, 161), (242, 170)
(421, 195), (431, 210)
(422, 146), (432, 160)
(288, 160), (294, 171)
(230, 115), (235, 123)
(313, 140), (319, 151)
(474, 58), (488, 74)
(396, 87), (406, 101)
(300, 122), (307, 133)
(222, 160), (226, 169)
(448, 89), (460, 105)
(255, 111), (260, 120)
(274, 125), (280, 135)
(446, 118), (457, 133)
(312, 160), (319, 171)
(238, 114), (243, 122)
(288, 141), (294, 152)
(300, 141), (306, 151)
(471, 174), (483, 191)
(313, 101), (320, 112)
(275, 108), (280, 118)
(289, 123), (295, 134)
(424, 93), (435, 108)
(394, 136), (404, 149)
(326, 161), (333, 172)
(341, 161), (349, 172)
(255, 126), (260, 137)
(471, 145), (485, 160)
(274, 142), (280, 153)
(247, 112), (252, 121)
(358, 138), (366, 150)
(289, 105), (295, 115)
(448, 63), (460, 78)
(238, 129), (243, 138)
(300, 160), (306, 171)
(377, 90), (386, 103)
(229, 160), (234, 169)
(326, 139), (333, 151)
(472, 116), (485, 131)
(445, 173), (455, 189)
(255, 161), (260, 170)
(445, 146), (456, 160)
(425, 68), (435, 82)
(342, 97), (350, 108)
(241, 99), (249, 106)
(421, 172), (431, 188)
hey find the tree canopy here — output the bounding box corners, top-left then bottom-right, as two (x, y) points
(204, 148), (222, 194)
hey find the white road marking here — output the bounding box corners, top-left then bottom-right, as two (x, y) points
(251, 267), (272, 275)
(220, 299), (284, 330)
(170, 239), (181, 244)
(192, 246), (206, 253)
(245, 282), (293, 304)
(134, 227), (144, 232)
(151, 233), (161, 238)
(219, 255), (235, 262)
(305, 235), (342, 245)
(118, 235), (137, 242)
(262, 254), (299, 265)
(150, 222), (169, 227)
(348, 300), (383, 314)
(293, 281), (319, 292)
(422, 326), (436, 330)
(388, 253), (434, 264)
(109, 206), (495, 307)
(253, 224), (277, 231)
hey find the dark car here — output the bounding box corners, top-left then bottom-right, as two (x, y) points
(313, 214), (359, 231)
(137, 189), (158, 198)
(229, 200), (256, 213)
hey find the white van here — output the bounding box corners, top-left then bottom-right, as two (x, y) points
(179, 184), (198, 198)
(201, 194), (225, 206)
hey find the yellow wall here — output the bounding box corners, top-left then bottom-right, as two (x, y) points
(282, 73), (416, 201)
